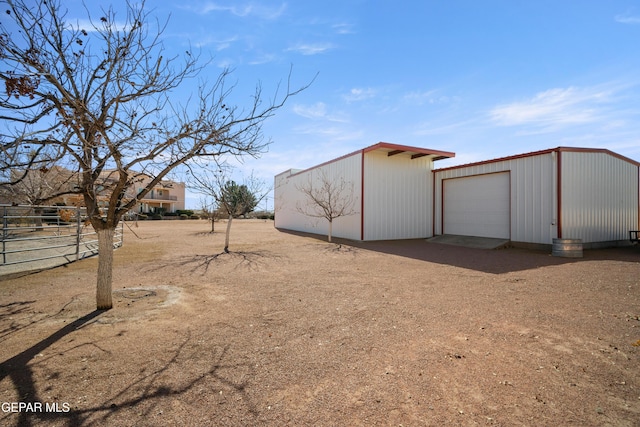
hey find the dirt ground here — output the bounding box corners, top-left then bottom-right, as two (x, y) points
(0, 219), (639, 426)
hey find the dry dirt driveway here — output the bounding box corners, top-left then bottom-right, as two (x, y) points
(0, 219), (639, 426)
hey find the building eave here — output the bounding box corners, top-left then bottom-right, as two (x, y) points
(363, 142), (455, 161)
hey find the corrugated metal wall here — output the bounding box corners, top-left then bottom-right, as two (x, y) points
(277, 147), (639, 245)
(274, 153), (362, 240)
(560, 151), (639, 243)
(434, 152), (557, 244)
(363, 150), (432, 240)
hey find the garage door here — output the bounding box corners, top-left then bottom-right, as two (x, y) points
(443, 172), (510, 239)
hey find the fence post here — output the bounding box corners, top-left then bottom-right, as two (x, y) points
(76, 206), (81, 261)
(2, 206), (7, 264)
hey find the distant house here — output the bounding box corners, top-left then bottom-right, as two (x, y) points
(132, 175), (186, 214)
(1, 167), (185, 214)
(95, 170), (185, 214)
(275, 143), (640, 248)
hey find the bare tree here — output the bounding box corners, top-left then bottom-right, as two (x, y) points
(0, 165), (80, 229)
(199, 197), (219, 233)
(296, 169), (358, 242)
(190, 165), (268, 252)
(0, 0), (308, 309)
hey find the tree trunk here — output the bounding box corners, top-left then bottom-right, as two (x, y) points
(96, 227), (115, 310)
(328, 219), (332, 243)
(210, 217), (215, 232)
(34, 207), (44, 231)
(224, 215), (232, 253)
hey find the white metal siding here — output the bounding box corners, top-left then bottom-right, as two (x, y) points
(561, 152), (639, 243)
(274, 153), (362, 240)
(363, 151), (432, 240)
(443, 172), (510, 238)
(434, 152), (556, 244)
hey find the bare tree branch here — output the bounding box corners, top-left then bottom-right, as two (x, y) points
(188, 162), (269, 252)
(0, 0), (309, 309)
(296, 169), (358, 242)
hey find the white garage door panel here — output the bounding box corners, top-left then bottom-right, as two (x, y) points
(444, 172), (510, 239)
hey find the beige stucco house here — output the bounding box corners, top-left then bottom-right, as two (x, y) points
(133, 176), (186, 214)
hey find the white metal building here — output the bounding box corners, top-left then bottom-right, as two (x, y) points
(433, 147), (640, 247)
(274, 142), (454, 241)
(275, 144), (640, 247)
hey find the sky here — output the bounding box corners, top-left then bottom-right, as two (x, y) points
(69, 1), (640, 208)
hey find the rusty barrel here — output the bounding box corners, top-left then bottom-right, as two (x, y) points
(552, 238), (583, 258)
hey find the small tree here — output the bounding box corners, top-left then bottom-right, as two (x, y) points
(296, 169), (358, 242)
(189, 166), (267, 252)
(0, 0), (308, 309)
(199, 197), (219, 233)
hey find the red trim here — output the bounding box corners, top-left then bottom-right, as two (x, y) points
(434, 146), (640, 172)
(431, 169), (436, 237)
(508, 171), (512, 239)
(556, 146), (640, 167)
(440, 177), (445, 235)
(637, 165), (640, 231)
(360, 149), (365, 241)
(557, 149), (562, 239)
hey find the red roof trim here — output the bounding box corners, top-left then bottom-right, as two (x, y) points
(277, 142), (455, 179)
(434, 146), (640, 172)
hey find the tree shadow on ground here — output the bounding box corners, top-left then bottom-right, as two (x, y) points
(0, 310), (104, 427)
(70, 333), (258, 427)
(169, 250), (277, 274)
(322, 243), (360, 257)
(277, 228), (640, 274)
(0, 301), (37, 343)
(0, 313), (259, 426)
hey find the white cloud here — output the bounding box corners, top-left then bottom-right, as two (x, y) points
(292, 123), (364, 142)
(332, 23), (355, 35)
(292, 102), (348, 122)
(214, 58), (235, 69)
(293, 102), (327, 119)
(343, 87), (377, 102)
(70, 18), (129, 32)
(489, 85), (617, 130)
(403, 89), (458, 106)
(403, 90), (438, 104)
(192, 35), (239, 50)
(248, 53), (278, 65)
(615, 12), (640, 24)
(197, 2), (286, 20)
(286, 43), (334, 55)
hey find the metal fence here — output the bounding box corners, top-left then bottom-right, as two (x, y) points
(0, 205), (123, 277)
